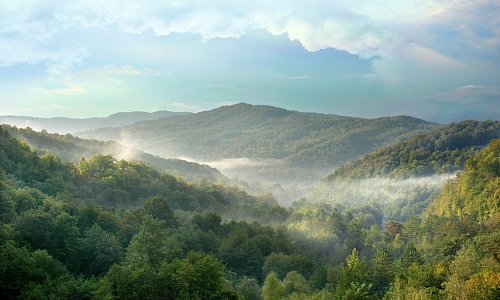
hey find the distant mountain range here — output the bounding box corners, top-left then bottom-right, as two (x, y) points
(0, 111), (191, 134)
(76, 103), (440, 184)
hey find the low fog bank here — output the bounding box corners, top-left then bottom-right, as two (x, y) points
(345, 174), (453, 203)
(178, 156), (335, 205)
(308, 173), (456, 220)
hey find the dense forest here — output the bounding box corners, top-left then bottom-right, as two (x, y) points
(3, 125), (225, 183)
(1, 122), (500, 299)
(310, 120), (500, 221)
(77, 103), (439, 184)
(325, 120), (500, 180)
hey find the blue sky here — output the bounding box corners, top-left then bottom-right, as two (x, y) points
(1, 0), (499, 123)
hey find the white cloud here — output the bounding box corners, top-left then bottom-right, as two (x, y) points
(433, 85), (500, 104)
(205, 157), (282, 171)
(33, 83), (86, 95)
(43, 104), (76, 110)
(2, 1), (497, 67)
(98, 65), (143, 75)
(4, 0), (496, 61)
(217, 101), (235, 107)
(172, 102), (202, 111)
(1, 0), (499, 118)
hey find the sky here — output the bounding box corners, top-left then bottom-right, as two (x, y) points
(0, 0), (499, 123)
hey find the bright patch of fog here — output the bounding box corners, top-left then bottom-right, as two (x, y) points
(347, 174), (455, 203)
(0, 118), (45, 132)
(205, 157), (282, 171)
(114, 145), (135, 162)
(310, 173), (456, 204)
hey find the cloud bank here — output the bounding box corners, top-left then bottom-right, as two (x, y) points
(3, 0), (498, 64)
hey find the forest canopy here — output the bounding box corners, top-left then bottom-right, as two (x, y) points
(0, 125), (499, 299)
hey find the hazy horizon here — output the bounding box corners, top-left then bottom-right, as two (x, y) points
(1, 1), (499, 123)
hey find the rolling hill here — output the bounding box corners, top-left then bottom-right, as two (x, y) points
(2, 125), (224, 183)
(310, 120), (500, 220)
(426, 138), (500, 221)
(76, 103), (440, 184)
(325, 120), (500, 180)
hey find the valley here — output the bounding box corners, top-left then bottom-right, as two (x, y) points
(1, 104), (499, 299)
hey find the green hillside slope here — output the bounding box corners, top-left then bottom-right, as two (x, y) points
(1, 124), (499, 299)
(77, 103), (439, 184)
(325, 120), (500, 180)
(426, 139), (500, 221)
(2, 125), (224, 183)
(310, 120), (500, 220)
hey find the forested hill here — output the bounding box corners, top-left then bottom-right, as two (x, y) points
(426, 138), (500, 221)
(0, 110), (190, 134)
(309, 120), (500, 221)
(2, 125), (225, 183)
(325, 120), (500, 181)
(77, 103), (439, 183)
(1, 121), (500, 299)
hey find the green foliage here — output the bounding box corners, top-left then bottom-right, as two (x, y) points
(263, 252), (314, 280)
(262, 271), (286, 300)
(161, 251), (239, 300)
(5, 124), (224, 183)
(427, 139), (500, 221)
(327, 120), (500, 180)
(101, 251), (238, 300)
(125, 216), (183, 271)
(0, 171), (16, 223)
(78, 224), (124, 277)
(283, 271), (310, 295)
(19, 275), (100, 300)
(370, 247), (394, 297)
(334, 248), (375, 299)
(0, 241), (69, 299)
(235, 276), (262, 300)
(143, 195), (178, 228)
(400, 242), (423, 271)
(1, 123), (500, 299)
(312, 121), (500, 221)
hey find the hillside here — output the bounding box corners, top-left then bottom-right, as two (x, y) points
(426, 138), (500, 221)
(325, 120), (500, 180)
(1, 118), (500, 299)
(77, 103), (439, 184)
(2, 125), (224, 183)
(310, 120), (500, 220)
(0, 110), (190, 134)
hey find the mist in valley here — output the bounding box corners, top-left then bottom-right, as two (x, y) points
(310, 173), (456, 220)
(102, 125), (457, 218)
(175, 155), (340, 205)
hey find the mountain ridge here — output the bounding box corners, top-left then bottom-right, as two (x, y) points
(0, 110), (191, 134)
(324, 119), (500, 181)
(76, 103), (440, 185)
